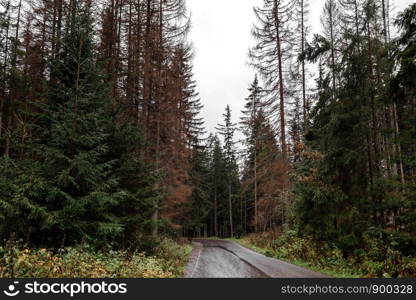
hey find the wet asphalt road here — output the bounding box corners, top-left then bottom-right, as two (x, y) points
(186, 239), (327, 278)
(192, 246), (267, 278)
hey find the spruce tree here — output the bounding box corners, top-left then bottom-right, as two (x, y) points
(250, 0), (297, 161)
(35, 2), (118, 244)
(33, 1), (157, 246)
(182, 143), (211, 237)
(240, 76), (263, 232)
(207, 135), (228, 237)
(217, 106), (240, 238)
(241, 77), (287, 232)
(390, 4), (416, 245)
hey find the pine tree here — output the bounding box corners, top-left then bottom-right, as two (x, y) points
(293, 1), (416, 254)
(0, 0), (11, 154)
(250, 0), (297, 162)
(181, 143), (211, 237)
(173, 45), (206, 149)
(208, 135), (228, 237)
(0, 155), (53, 242)
(31, 1), (156, 245)
(390, 4), (416, 239)
(241, 77), (286, 232)
(240, 76), (263, 232)
(216, 105), (240, 238)
(293, 0), (311, 132)
(0, 0), (163, 246)
(106, 118), (160, 247)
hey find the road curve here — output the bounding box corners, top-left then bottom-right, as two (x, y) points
(184, 239), (328, 278)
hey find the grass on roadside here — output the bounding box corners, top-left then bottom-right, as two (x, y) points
(0, 238), (192, 278)
(229, 233), (416, 278)
(229, 237), (362, 278)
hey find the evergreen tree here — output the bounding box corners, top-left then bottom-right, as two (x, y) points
(207, 135), (228, 237)
(390, 4), (416, 244)
(241, 78), (287, 232)
(240, 76), (263, 232)
(181, 143), (211, 237)
(31, 1), (157, 246)
(294, 2), (416, 254)
(217, 105), (240, 238)
(0, 0), (201, 246)
(250, 0), (297, 162)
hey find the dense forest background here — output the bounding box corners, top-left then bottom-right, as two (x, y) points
(0, 0), (415, 276)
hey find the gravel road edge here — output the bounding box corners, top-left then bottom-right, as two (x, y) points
(183, 242), (203, 278)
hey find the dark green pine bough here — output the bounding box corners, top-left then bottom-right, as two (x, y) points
(294, 3), (416, 255)
(0, 2), (158, 247)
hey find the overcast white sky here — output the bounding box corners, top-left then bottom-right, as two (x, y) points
(187, 0), (414, 141)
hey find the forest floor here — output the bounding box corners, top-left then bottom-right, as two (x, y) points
(185, 239), (326, 278)
(0, 239), (192, 278)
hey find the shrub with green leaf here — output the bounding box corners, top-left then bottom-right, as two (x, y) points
(0, 239), (191, 278)
(240, 231), (416, 278)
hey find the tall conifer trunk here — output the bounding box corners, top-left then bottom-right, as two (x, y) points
(273, 0), (287, 162)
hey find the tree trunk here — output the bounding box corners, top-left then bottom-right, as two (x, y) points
(252, 94), (258, 233)
(393, 103), (405, 185)
(228, 182), (233, 238)
(0, 7), (10, 148)
(151, 209), (159, 237)
(5, 0), (22, 157)
(329, 2), (336, 99)
(214, 191), (218, 236)
(301, 0), (307, 131)
(273, 0), (287, 161)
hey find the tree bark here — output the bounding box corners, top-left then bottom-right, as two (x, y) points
(0, 6), (10, 142)
(228, 182), (233, 238)
(301, 0), (307, 131)
(273, 0), (287, 161)
(329, 1), (336, 99)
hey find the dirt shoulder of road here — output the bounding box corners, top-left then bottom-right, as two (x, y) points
(183, 242), (203, 278)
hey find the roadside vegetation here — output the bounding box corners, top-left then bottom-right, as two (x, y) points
(232, 231), (416, 278)
(0, 238), (191, 278)
(204, 2), (416, 279)
(0, 0), (415, 279)
(0, 0), (196, 279)
(184, 3), (416, 281)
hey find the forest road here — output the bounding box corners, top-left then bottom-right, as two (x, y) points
(185, 239), (328, 278)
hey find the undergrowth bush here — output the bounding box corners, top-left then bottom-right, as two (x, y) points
(243, 231), (416, 278)
(0, 239), (191, 278)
